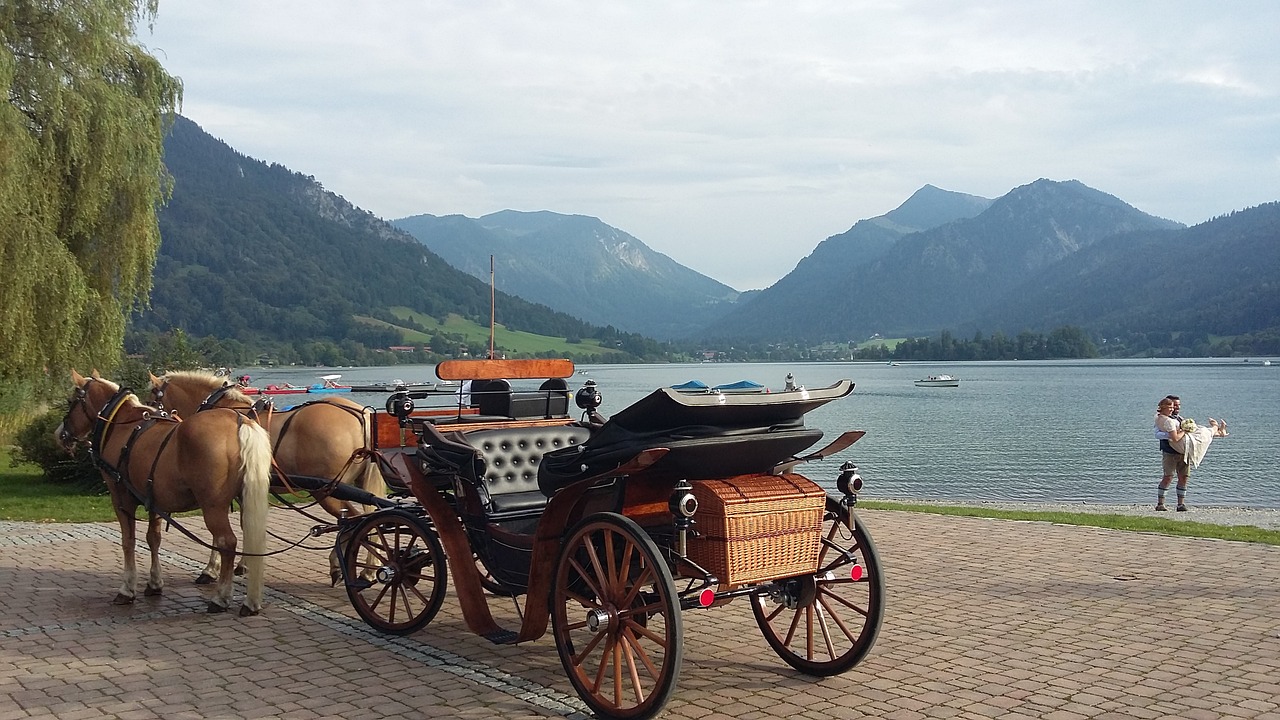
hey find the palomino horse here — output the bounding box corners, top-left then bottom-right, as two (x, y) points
(148, 370), (386, 582)
(56, 370), (271, 615)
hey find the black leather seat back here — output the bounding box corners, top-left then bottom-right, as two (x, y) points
(473, 378), (513, 417)
(468, 425), (591, 514)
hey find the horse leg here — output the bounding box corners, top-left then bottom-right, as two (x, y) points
(203, 511), (238, 613)
(143, 514), (164, 596)
(196, 549), (220, 585)
(113, 505), (138, 605)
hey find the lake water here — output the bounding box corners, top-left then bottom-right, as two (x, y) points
(240, 358), (1280, 509)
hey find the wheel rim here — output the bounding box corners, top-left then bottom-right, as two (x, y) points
(552, 514), (682, 720)
(344, 512), (447, 635)
(752, 501), (884, 676)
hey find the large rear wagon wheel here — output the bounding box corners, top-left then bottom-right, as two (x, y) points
(752, 497), (884, 675)
(551, 512), (683, 720)
(342, 509), (447, 636)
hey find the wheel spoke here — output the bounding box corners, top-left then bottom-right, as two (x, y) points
(572, 627), (608, 665)
(585, 533), (611, 598)
(570, 554), (607, 603)
(620, 628), (646, 704)
(590, 632), (614, 694)
(622, 623), (662, 677)
(815, 601), (836, 659)
(820, 586), (871, 617)
(817, 590), (861, 643)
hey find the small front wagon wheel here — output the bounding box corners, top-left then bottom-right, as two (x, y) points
(752, 497), (884, 675)
(342, 509), (447, 636)
(551, 512), (682, 720)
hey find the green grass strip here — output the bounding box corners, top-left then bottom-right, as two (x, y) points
(860, 500), (1280, 546)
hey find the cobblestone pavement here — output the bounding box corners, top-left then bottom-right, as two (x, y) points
(2, 507), (1278, 719)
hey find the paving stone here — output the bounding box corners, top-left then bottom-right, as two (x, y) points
(2, 508), (1278, 719)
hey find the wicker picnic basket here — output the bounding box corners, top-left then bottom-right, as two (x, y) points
(686, 473), (827, 585)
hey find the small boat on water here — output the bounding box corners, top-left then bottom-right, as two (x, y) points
(348, 379), (438, 393)
(308, 374), (352, 393)
(712, 379), (766, 394)
(914, 374), (960, 388)
(671, 379), (768, 394)
(671, 379), (710, 393)
(260, 383), (308, 395)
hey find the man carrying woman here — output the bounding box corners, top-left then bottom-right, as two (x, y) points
(1154, 395), (1228, 511)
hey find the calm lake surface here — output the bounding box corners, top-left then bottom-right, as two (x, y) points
(243, 358), (1280, 508)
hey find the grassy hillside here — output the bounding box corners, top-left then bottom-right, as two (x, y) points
(359, 308), (630, 357)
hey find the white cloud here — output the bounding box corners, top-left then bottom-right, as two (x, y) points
(146, 0), (1280, 291)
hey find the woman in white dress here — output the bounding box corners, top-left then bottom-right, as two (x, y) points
(1154, 398), (1228, 470)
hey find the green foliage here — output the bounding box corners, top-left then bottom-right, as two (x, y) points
(887, 326), (1096, 361)
(0, 0), (182, 412)
(11, 407), (100, 489)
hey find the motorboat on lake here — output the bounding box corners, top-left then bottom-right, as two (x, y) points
(914, 374), (960, 388)
(260, 383), (308, 395)
(308, 374), (352, 393)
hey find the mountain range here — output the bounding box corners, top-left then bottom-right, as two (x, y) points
(135, 117), (659, 363)
(392, 211), (741, 340)
(141, 116), (1280, 359)
(706, 179), (1189, 342)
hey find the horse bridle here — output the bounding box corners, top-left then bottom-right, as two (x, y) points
(151, 378), (242, 415)
(59, 379), (101, 449)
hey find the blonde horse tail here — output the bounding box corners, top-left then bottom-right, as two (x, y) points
(359, 407), (387, 507)
(237, 420), (272, 615)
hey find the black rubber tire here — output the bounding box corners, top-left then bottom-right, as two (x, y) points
(551, 512), (683, 720)
(342, 509), (448, 636)
(752, 497), (884, 675)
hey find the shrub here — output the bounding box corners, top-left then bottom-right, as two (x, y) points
(11, 407), (101, 490)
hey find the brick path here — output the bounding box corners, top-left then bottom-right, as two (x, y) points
(1, 507), (1277, 719)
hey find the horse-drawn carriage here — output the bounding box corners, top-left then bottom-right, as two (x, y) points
(64, 359), (884, 720)
(330, 358), (884, 719)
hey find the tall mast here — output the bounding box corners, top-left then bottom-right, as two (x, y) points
(489, 255), (496, 360)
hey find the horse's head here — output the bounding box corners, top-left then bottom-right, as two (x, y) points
(147, 371), (174, 413)
(150, 371), (250, 416)
(56, 370), (123, 453)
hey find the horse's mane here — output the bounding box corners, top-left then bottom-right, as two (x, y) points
(163, 370), (253, 403)
(86, 375), (149, 410)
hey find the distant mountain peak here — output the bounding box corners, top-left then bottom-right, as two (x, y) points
(873, 184), (992, 234)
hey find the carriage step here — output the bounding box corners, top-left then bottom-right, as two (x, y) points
(482, 629), (520, 645)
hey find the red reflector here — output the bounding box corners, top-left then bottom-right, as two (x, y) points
(850, 565), (864, 581)
(698, 588), (716, 607)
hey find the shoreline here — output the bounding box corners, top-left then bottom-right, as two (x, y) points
(874, 498), (1280, 530)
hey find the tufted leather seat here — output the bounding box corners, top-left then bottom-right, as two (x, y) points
(467, 426), (591, 514)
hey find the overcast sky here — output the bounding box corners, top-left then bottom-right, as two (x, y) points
(143, 1), (1279, 291)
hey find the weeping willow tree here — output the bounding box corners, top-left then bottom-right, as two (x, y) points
(0, 0), (181, 418)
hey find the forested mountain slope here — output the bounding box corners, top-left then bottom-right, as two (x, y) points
(393, 210), (742, 339)
(133, 117), (658, 361)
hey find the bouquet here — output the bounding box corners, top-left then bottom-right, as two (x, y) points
(1180, 418), (1197, 433)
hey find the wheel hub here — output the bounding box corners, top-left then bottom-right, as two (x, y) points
(780, 575), (818, 610)
(375, 565), (397, 584)
(585, 607), (615, 632)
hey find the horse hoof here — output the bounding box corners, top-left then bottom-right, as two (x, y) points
(206, 601), (228, 614)
(330, 571), (341, 588)
(194, 573), (215, 585)
(143, 586), (163, 597)
(112, 593), (135, 605)
(238, 605), (261, 617)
